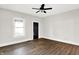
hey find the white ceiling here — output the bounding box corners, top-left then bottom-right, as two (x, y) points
(0, 4), (79, 18)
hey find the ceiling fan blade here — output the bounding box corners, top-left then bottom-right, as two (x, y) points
(44, 8), (52, 10)
(44, 11), (46, 13)
(32, 8), (40, 10)
(36, 11), (40, 13)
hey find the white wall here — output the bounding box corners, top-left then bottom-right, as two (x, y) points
(1, 7), (79, 47)
(42, 9), (79, 45)
(0, 8), (42, 47)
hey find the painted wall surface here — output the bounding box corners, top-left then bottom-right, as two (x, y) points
(1, 8), (79, 46)
(0, 8), (42, 45)
(42, 9), (79, 45)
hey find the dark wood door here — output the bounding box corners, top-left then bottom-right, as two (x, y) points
(33, 22), (39, 40)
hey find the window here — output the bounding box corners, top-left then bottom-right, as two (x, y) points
(14, 18), (25, 37)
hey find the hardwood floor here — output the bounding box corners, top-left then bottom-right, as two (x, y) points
(0, 38), (79, 55)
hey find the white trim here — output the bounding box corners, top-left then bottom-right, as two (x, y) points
(32, 20), (40, 39)
(0, 39), (32, 47)
(13, 17), (25, 38)
(42, 36), (79, 46)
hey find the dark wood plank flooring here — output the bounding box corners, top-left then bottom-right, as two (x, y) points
(0, 38), (79, 55)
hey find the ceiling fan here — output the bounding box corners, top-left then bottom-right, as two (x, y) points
(32, 4), (52, 13)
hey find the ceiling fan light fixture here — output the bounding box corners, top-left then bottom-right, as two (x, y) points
(32, 4), (52, 13)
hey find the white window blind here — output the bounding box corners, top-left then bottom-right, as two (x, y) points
(14, 18), (25, 37)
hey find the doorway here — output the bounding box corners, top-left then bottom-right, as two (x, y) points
(33, 22), (39, 40)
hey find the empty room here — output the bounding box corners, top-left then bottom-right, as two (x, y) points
(0, 4), (79, 55)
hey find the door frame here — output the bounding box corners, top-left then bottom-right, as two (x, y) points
(32, 21), (40, 40)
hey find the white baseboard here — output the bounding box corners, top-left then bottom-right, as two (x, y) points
(0, 39), (32, 47)
(0, 37), (79, 47)
(42, 36), (79, 46)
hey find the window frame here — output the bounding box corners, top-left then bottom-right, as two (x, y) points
(13, 17), (25, 37)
